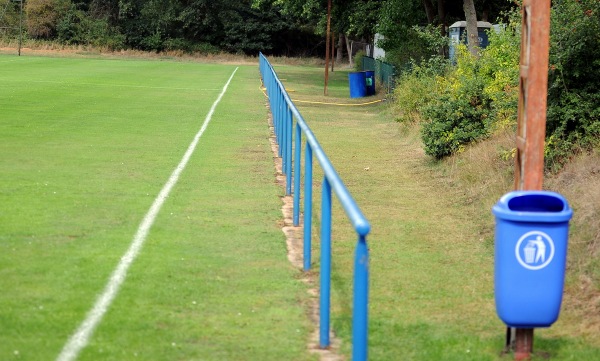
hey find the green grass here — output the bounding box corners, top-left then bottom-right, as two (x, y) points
(0, 55), (314, 360)
(2, 53), (598, 361)
(271, 64), (600, 360)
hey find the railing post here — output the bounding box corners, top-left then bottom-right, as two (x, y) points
(273, 85), (278, 144)
(303, 144), (313, 271)
(293, 123), (302, 226)
(281, 102), (287, 175)
(352, 234), (369, 361)
(277, 93), (283, 157)
(320, 177), (332, 348)
(286, 108), (293, 195)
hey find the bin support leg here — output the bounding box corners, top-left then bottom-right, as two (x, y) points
(504, 327), (515, 352)
(515, 328), (534, 360)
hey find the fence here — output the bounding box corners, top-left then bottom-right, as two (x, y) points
(259, 53), (372, 361)
(362, 56), (396, 92)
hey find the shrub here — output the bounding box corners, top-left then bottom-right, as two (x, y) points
(392, 56), (448, 123)
(545, 0), (600, 169)
(419, 44), (493, 159)
(56, 5), (124, 50)
(421, 94), (491, 159)
(26, 0), (70, 39)
(354, 50), (365, 71)
(478, 17), (520, 129)
(392, 12), (520, 159)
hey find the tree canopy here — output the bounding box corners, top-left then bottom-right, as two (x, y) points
(1, 0), (519, 59)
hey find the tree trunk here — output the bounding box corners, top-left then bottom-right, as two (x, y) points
(336, 33), (344, 63)
(463, 0), (480, 58)
(438, 0), (447, 37)
(438, 0), (448, 57)
(345, 33), (352, 65)
(422, 0), (436, 24)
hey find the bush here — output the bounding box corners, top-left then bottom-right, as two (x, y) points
(419, 44), (494, 159)
(56, 3), (124, 50)
(354, 50), (365, 71)
(392, 56), (448, 123)
(545, 0), (600, 169)
(26, 0), (70, 39)
(391, 11), (521, 159)
(421, 94), (491, 159)
(420, 47), (492, 159)
(478, 17), (520, 129)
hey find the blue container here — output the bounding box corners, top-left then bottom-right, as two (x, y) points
(365, 70), (375, 96)
(348, 72), (367, 98)
(492, 191), (573, 328)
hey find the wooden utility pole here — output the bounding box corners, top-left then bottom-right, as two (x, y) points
(509, 0), (552, 359)
(324, 0), (332, 96)
(18, 0), (23, 56)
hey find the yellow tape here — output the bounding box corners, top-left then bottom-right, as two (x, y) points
(291, 98), (384, 106)
(260, 84), (384, 107)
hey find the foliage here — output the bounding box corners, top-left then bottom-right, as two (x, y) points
(545, 0), (600, 169)
(392, 8), (521, 159)
(354, 49), (365, 70)
(392, 56), (449, 123)
(421, 45), (493, 159)
(392, 0), (599, 168)
(478, 14), (520, 128)
(9, 0), (323, 55)
(0, 0), (21, 36)
(377, 0), (429, 65)
(25, 0), (70, 38)
(56, 4), (124, 49)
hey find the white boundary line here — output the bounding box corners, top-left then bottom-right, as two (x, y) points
(56, 67), (239, 361)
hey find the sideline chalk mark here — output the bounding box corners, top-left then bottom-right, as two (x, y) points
(56, 67), (239, 361)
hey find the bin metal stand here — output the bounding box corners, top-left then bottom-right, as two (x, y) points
(509, 0), (552, 359)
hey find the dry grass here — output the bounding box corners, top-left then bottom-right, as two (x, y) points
(0, 39), (261, 64)
(546, 150), (600, 340)
(0, 39), (330, 67)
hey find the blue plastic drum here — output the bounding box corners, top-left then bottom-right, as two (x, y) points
(348, 72), (366, 98)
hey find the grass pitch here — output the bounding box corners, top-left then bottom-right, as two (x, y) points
(0, 55), (313, 360)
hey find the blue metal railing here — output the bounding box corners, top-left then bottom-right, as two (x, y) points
(259, 53), (371, 361)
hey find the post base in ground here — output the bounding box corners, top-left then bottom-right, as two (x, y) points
(514, 328), (534, 361)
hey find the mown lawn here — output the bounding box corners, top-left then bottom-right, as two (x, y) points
(270, 63), (600, 361)
(0, 55), (314, 361)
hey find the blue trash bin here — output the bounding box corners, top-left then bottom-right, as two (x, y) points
(348, 72), (367, 98)
(365, 70), (376, 96)
(492, 191), (573, 328)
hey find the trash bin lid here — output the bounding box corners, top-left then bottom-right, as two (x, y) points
(492, 191), (573, 223)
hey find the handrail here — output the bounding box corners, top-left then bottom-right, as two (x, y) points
(259, 53), (371, 361)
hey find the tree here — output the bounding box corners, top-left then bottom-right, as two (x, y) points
(545, 0), (600, 167)
(378, 0), (430, 64)
(25, 0), (70, 38)
(463, 0), (479, 57)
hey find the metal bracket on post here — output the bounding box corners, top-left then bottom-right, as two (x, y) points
(509, 0), (552, 359)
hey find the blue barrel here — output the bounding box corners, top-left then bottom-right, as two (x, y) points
(492, 191), (573, 328)
(348, 72), (366, 98)
(365, 70), (375, 96)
